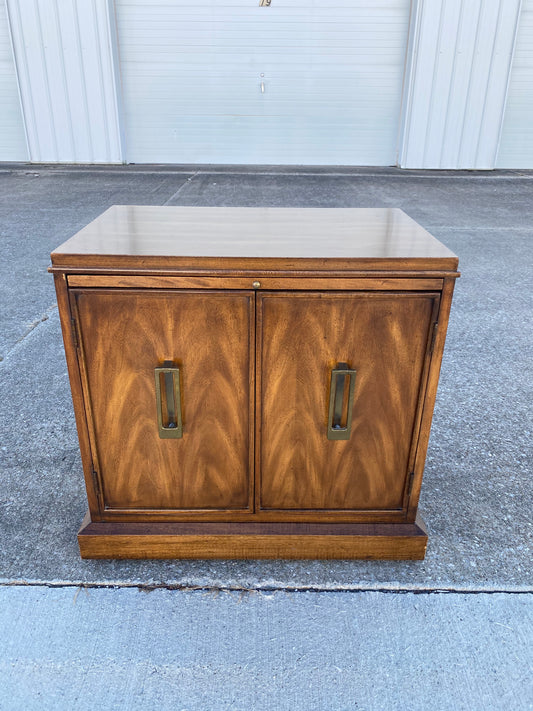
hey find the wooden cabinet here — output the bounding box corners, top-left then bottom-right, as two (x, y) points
(50, 207), (459, 559)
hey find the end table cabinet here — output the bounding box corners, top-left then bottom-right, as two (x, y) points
(50, 207), (459, 560)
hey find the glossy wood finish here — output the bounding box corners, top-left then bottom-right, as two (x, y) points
(258, 292), (438, 511)
(50, 206), (459, 559)
(78, 512), (428, 560)
(72, 289), (254, 511)
(50, 206), (459, 273)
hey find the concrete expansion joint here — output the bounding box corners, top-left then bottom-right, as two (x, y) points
(1, 165), (533, 180)
(0, 304), (57, 364)
(0, 580), (531, 596)
(427, 225), (533, 231)
(163, 170), (200, 204)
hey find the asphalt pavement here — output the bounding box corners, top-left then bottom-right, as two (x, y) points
(0, 164), (531, 710)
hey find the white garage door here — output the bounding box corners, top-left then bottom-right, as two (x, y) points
(497, 0), (533, 168)
(0, 1), (27, 161)
(115, 0), (410, 165)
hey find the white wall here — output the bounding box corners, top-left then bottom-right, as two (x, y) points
(0, 0), (532, 168)
(497, 0), (533, 167)
(0, 0), (27, 160)
(6, 0), (123, 162)
(115, 0), (411, 165)
(399, 0), (522, 169)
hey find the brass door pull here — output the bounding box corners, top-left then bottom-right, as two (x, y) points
(155, 362), (183, 438)
(327, 363), (356, 440)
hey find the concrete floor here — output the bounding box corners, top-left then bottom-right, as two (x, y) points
(0, 165), (531, 708)
(1, 586), (531, 711)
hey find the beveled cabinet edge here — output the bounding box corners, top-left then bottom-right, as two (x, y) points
(68, 289), (107, 518)
(53, 274), (102, 519)
(406, 277), (457, 521)
(402, 295), (441, 510)
(247, 288), (256, 514)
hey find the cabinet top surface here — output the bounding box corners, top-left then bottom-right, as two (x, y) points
(51, 206), (459, 272)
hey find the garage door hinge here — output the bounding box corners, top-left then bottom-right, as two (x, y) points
(407, 471), (415, 497)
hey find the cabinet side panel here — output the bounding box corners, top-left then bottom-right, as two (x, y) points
(53, 274), (101, 517)
(407, 277), (457, 518)
(259, 292), (437, 512)
(73, 289), (253, 512)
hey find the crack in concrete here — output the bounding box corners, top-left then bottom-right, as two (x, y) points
(0, 304), (57, 363)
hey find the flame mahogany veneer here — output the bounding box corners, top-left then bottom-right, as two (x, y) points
(50, 207), (459, 559)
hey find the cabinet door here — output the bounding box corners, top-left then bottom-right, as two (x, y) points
(72, 289), (253, 513)
(258, 292), (438, 512)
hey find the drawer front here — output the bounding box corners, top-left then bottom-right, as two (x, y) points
(258, 292), (439, 512)
(72, 289), (254, 513)
(66, 275), (444, 292)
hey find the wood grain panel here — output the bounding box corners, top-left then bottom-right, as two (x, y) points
(72, 289), (253, 512)
(259, 292), (437, 511)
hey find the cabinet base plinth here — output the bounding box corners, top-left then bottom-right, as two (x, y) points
(78, 514), (428, 560)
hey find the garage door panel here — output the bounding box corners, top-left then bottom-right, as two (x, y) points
(0, 2), (27, 161)
(497, 0), (533, 168)
(116, 0), (410, 165)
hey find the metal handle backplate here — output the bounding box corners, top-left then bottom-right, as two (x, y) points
(155, 362), (182, 439)
(327, 363), (357, 440)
